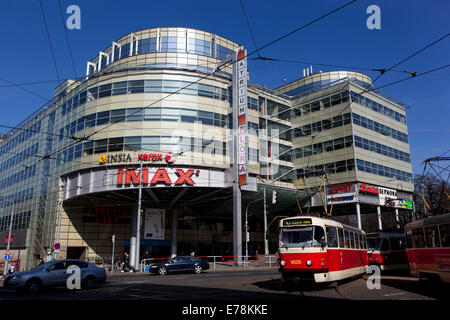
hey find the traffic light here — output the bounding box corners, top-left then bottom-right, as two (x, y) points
(272, 191), (278, 204)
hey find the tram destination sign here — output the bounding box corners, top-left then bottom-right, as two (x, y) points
(283, 218), (312, 226)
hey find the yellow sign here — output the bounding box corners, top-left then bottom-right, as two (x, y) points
(99, 155), (106, 164)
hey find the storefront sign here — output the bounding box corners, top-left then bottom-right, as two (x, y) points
(327, 183), (354, 194)
(99, 153), (132, 165)
(116, 168), (200, 186)
(397, 200), (413, 210)
(327, 193), (356, 204)
(99, 152), (174, 165)
(359, 183), (379, 196)
(234, 48), (248, 186)
(144, 208), (165, 240)
(83, 207), (130, 224)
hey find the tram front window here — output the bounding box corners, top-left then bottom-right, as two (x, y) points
(367, 238), (383, 252)
(280, 226), (325, 248)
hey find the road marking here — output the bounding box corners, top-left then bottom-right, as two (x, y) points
(384, 292), (406, 297)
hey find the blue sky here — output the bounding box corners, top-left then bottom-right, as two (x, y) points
(0, 0), (449, 175)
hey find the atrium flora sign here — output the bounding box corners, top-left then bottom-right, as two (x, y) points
(116, 168), (200, 186)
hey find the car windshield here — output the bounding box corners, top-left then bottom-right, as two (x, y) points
(32, 261), (54, 271)
(279, 226), (325, 248)
(367, 238), (383, 250)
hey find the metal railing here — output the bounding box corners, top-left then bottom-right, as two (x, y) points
(139, 255), (279, 272)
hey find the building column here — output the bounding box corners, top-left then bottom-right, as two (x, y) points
(395, 208), (400, 229)
(129, 207), (137, 268)
(356, 202), (362, 229)
(377, 206), (383, 231)
(171, 209), (178, 258)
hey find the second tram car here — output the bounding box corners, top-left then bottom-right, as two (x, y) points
(278, 216), (368, 284)
(367, 232), (409, 271)
(405, 213), (450, 283)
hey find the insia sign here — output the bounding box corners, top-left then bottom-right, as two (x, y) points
(116, 168), (199, 186)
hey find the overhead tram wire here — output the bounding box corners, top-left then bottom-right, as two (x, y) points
(39, 0), (61, 82)
(0, 79), (61, 89)
(360, 33), (449, 96)
(248, 56), (417, 75)
(239, 0), (261, 58)
(36, 0), (358, 164)
(57, 0), (78, 79)
(0, 76), (50, 101)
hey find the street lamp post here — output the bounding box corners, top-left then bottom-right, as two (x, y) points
(244, 197), (264, 267)
(2, 196), (15, 276)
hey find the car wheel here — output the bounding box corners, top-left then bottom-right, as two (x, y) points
(158, 267), (167, 276)
(25, 279), (41, 293)
(194, 265), (202, 274)
(82, 276), (97, 290)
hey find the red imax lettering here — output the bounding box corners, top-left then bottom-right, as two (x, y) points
(116, 168), (197, 186)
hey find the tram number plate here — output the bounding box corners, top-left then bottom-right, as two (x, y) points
(291, 260), (302, 265)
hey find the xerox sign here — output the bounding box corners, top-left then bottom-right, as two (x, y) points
(62, 166), (229, 200)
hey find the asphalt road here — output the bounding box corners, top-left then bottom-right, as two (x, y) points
(0, 268), (448, 301)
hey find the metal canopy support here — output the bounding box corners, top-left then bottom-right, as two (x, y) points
(145, 188), (160, 203)
(171, 209), (178, 257)
(356, 202), (362, 229)
(377, 206), (383, 230)
(169, 188), (188, 207)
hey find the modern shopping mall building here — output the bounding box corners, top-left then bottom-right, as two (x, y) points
(0, 27), (414, 271)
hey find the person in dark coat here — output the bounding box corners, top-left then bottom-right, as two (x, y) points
(121, 252), (134, 272)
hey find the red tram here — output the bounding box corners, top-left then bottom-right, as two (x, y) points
(278, 216), (368, 284)
(405, 213), (450, 283)
(367, 232), (409, 271)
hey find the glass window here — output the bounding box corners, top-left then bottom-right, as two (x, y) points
(412, 228), (425, 248)
(111, 109), (125, 123)
(94, 139), (108, 154)
(112, 81), (127, 95)
(124, 136), (141, 151)
(380, 238), (390, 251)
(128, 80), (145, 94)
(439, 223), (450, 247)
(349, 232), (355, 248)
(98, 84), (112, 98)
(280, 226), (325, 248)
(390, 238), (405, 251)
(108, 137), (124, 152)
(96, 111), (110, 126)
(126, 108), (143, 122)
(344, 230), (350, 248)
(425, 226), (441, 248)
(355, 233), (360, 249)
(326, 226), (338, 248)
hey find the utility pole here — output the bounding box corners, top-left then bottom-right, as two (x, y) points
(3, 197), (15, 276)
(53, 178), (65, 260)
(111, 234), (115, 274)
(263, 188), (268, 255)
(244, 197), (264, 267)
(135, 160), (143, 270)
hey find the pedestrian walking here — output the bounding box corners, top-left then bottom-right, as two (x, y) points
(121, 252), (134, 272)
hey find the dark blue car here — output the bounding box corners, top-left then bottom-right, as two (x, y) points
(149, 256), (209, 275)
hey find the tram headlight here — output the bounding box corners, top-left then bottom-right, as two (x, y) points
(306, 259), (312, 267)
(280, 260), (286, 266)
